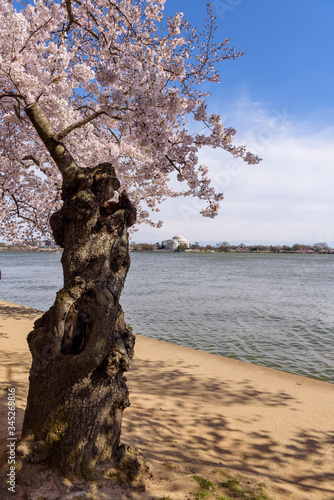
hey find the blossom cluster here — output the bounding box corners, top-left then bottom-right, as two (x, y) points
(0, 0), (260, 239)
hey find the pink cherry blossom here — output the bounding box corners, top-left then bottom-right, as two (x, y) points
(0, 0), (260, 240)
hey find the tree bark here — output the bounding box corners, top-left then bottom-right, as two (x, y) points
(21, 103), (137, 477)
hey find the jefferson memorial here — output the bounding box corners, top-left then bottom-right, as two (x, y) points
(164, 235), (190, 250)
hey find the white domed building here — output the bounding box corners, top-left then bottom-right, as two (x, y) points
(164, 235), (190, 250)
(172, 235), (190, 248)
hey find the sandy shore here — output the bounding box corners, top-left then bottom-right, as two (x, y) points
(0, 299), (333, 499)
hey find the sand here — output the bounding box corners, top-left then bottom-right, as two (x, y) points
(0, 299), (333, 499)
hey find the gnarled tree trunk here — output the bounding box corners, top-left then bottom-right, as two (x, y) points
(20, 103), (136, 476)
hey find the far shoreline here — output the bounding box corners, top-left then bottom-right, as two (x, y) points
(1, 240), (334, 255)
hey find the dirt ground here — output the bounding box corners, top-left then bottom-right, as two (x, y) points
(1, 300), (333, 499)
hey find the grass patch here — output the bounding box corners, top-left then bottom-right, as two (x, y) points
(192, 475), (216, 500)
(192, 475), (215, 491)
(196, 492), (211, 499)
(158, 469), (274, 500)
(219, 471), (273, 500)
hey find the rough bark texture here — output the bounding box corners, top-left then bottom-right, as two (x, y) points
(21, 160), (137, 477)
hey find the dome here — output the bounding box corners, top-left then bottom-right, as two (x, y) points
(172, 235), (188, 242)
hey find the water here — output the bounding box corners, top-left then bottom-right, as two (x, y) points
(0, 251), (333, 383)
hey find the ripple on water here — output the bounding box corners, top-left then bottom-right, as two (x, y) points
(1, 251), (333, 382)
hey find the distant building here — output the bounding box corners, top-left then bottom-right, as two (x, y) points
(172, 235), (190, 248)
(24, 239), (56, 249)
(163, 235), (190, 250)
(35, 239), (53, 248)
(164, 239), (179, 250)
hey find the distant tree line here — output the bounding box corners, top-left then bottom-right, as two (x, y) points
(130, 241), (333, 254)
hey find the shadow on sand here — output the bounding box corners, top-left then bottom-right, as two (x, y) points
(0, 304), (42, 322)
(124, 356), (334, 498)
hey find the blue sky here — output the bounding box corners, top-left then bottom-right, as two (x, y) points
(134, 0), (334, 246)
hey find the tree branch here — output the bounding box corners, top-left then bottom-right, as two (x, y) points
(65, 0), (99, 39)
(0, 92), (25, 103)
(65, 0), (75, 31)
(57, 110), (107, 140)
(165, 155), (183, 176)
(19, 18), (53, 54)
(107, 0), (137, 36)
(25, 102), (80, 182)
(10, 192), (39, 227)
(22, 155), (40, 166)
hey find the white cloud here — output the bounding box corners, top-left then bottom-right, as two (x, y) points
(134, 98), (334, 246)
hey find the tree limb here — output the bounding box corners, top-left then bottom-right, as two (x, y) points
(107, 0), (137, 36)
(0, 92), (25, 103)
(10, 192), (39, 227)
(65, 0), (99, 39)
(57, 110), (107, 140)
(25, 102), (80, 182)
(19, 18), (53, 55)
(165, 155), (183, 176)
(22, 155), (41, 166)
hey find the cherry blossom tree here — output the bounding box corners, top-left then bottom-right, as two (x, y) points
(0, 0), (259, 477)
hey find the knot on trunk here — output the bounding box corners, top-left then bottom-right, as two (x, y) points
(105, 445), (150, 484)
(61, 292), (95, 355)
(50, 162), (136, 248)
(98, 190), (137, 234)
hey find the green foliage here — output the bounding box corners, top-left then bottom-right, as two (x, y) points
(130, 242), (155, 251)
(188, 470), (274, 500)
(219, 471), (272, 500)
(132, 241), (334, 254)
(192, 475), (216, 500)
(192, 475), (215, 491)
(196, 492), (211, 499)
